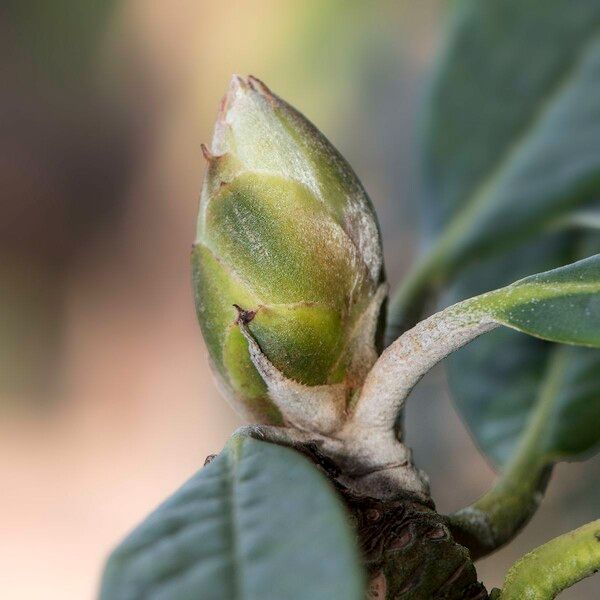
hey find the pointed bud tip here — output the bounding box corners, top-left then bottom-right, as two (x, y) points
(229, 74), (274, 97)
(221, 74), (277, 115)
(214, 74), (278, 153)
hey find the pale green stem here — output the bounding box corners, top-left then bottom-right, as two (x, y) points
(449, 348), (568, 559)
(498, 519), (600, 599)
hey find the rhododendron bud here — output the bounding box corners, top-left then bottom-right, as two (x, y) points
(192, 75), (386, 431)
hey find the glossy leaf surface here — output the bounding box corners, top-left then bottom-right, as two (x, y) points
(470, 254), (600, 347)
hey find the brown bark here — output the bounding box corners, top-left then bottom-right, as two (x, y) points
(297, 443), (490, 600)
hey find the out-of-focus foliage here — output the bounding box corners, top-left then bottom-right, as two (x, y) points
(3, 0), (116, 81)
(423, 0), (600, 274)
(449, 238), (600, 466)
(421, 0), (600, 467)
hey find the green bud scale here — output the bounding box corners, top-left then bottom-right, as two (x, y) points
(192, 75), (386, 425)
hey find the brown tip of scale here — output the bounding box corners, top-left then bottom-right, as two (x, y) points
(201, 144), (227, 165)
(201, 143), (213, 162)
(248, 75), (271, 95)
(233, 304), (257, 325)
(248, 75), (278, 105)
(232, 74), (250, 90)
(219, 75), (277, 121)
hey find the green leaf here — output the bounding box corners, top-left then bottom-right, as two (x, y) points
(421, 0), (600, 279)
(415, 0), (600, 470)
(387, 0), (600, 340)
(469, 253), (600, 347)
(444, 239), (600, 559)
(447, 237), (600, 466)
(99, 436), (364, 600)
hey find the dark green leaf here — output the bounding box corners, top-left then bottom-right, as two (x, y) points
(468, 253), (600, 347)
(447, 236), (600, 467)
(422, 0), (600, 277)
(419, 0), (600, 469)
(99, 436), (364, 600)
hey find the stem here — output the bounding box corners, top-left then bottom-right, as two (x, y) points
(449, 348), (568, 559)
(498, 519), (600, 599)
(353, 299), (497, 433)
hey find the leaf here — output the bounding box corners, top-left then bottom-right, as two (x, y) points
(469, 253), (600, 346)
(422, 0), (600, 278)
(418, 0), (600, 470)
(446, 236), (600, 467)
(99, 436), (364, 600)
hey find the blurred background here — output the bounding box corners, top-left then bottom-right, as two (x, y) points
(1, 1), (597, 598)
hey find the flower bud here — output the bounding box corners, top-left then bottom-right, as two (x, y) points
(192, 75), (385, 429)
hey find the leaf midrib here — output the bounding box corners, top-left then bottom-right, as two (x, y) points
(225, 440), (244, 600)
(485, 280), (600, 307)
